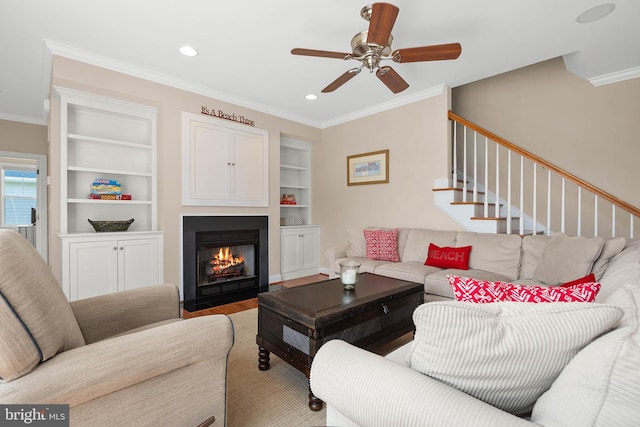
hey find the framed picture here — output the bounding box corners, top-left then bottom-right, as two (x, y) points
(347, 149), (389, 186)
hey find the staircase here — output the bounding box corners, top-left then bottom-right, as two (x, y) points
(435, 111), (640, 238)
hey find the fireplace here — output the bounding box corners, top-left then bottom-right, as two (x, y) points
(183, 215), (268, 311)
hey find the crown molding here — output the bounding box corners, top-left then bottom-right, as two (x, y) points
(319, 84), (446, 128)
(43, 40), (323, 128)
(589, 65), (640, 87)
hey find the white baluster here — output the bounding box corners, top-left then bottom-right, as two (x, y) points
(507, 150), (512, 234)
(546, 170), (551, 235)
(484, 136), (489, 218)
(612, 205), (616, 237)
(495, 146), (500, 218)
(473, 132), (478, 203)
(594, 196), (599, 237)
(463, 127), (467, 202)
(561, 178), (566, 234)
(532, 164), (537, 235)
(452, 121), (457, 188)
(577, 187), (582, 236)
(519, 156), (524, 234)
(631, 213), (634, 239)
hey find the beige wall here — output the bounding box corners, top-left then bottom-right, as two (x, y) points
(0, 119), (47, 155)
(314, 92), (462, 270)
(48, 56), (320, 287)
(452, 58), (640, 208)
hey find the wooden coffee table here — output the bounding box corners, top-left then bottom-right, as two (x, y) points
(256, 273), (424, 410)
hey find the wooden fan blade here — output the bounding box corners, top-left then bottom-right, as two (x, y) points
(367, 3), (399, 47)
(392, 43), (462, 63)
(291, 48), (351, 60)
(376, 66), (409, 94)
(321, 70), (359, 93)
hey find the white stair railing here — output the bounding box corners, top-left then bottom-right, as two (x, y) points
(449, 111), (640, 238)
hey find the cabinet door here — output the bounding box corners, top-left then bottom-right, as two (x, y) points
(69, 240), (118, 300)
(189, 121), (232, 201)
(281, 231), (301, 273)
(232, 131), (267, 203)
(300, 230), (319, 270)
(118, 238), (159, 291)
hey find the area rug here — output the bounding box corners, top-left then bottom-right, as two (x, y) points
(226, 308), (326, 427)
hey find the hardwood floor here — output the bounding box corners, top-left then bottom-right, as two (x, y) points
(181, 274), (327, 318)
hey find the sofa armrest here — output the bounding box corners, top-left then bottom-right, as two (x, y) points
(70, 284), (181, 343)
(310, 340), (536, 427)
(0, 315), (233, 406)
(325, 245), (348, 279)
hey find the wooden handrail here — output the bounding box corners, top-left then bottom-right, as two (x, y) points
(448, 110), (640, 218)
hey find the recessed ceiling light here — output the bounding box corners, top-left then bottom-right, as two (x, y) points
(576, 3), (615, 23)
(305, 94), (318, 100)
(179, 46), (198, 57)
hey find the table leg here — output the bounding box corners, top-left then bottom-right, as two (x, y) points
(258, 346), (270, 370)
(308, 386), (323, 411)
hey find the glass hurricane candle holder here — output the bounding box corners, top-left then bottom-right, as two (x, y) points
(339, 261), (361, 291)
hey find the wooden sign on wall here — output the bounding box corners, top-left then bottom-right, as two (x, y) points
(201, 106), (255, 127)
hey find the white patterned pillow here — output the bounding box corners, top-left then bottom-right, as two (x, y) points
(407, 301), (623, 415)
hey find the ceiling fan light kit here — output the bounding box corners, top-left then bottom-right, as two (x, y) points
(291, 2), (462, 94)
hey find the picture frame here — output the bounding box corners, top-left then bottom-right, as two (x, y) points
(347, 149), (389, 186)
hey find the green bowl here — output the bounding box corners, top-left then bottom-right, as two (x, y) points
(88, 218), (134, 232)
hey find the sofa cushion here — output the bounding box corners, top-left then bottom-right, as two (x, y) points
(448, 275), (601, 304)
(0, 230), (85, 381)
(504, 282), (601, 303)
(531, 284), (640, 426)
(364, 228), (400, 262)
(401, 229), (457, 263)
(425, 269), (513, 300)
(425, 244), (471, 270)
(447, 275), (507, 303)
(591, 237), (626, 281)
(560, 273), (596, 288)
(407, 300), (622, 415)
(335, 257), (388, 275)
(533, 233), (604, 286)
(345, 227), (367, 258)
(597, 240), (640, 302)
(520, 234), (552, 279)
(455, 232), (522, 279)
(373, 262), (441, 284)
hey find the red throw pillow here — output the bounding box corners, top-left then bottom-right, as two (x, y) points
(425, 243), (472, 270)
(447, 275), (508, 303)
(559, 273), (596, 288)
(363, 228), (400, 262)
(503, 282), (601, 303)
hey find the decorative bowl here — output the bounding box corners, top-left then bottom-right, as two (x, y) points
(88, 218), (134, 232)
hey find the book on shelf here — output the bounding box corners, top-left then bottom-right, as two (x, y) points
(89, 194), (132, 200)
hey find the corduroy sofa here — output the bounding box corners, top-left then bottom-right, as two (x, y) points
(313, 228), (640, 426)
(0, 229), (234, 426)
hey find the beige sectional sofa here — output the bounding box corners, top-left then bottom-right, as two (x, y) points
(315, 228), (640, 426)
(326, 227), (627, 302)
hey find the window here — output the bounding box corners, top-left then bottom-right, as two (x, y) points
(2, 166), (37, 226)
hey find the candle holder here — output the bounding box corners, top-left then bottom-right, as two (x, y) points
(339, 261), (361, 291)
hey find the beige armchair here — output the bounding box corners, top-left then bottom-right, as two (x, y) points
(0, 229), (234, 426)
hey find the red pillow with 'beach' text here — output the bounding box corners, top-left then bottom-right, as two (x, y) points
(425, 243), (472, 270)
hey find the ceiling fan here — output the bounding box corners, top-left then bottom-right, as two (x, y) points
(291, 2), (461, 94)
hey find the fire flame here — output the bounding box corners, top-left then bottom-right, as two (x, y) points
(210, 247), (244, 274)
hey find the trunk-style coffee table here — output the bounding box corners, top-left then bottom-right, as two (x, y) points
(256, 273), (424, 410)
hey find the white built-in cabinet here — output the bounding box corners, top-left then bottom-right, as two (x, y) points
(280, 138), (311, 225)
(55, 87), (163, 301)
(181, 112), (269, 207)
(279, 137), (320, 280)
(280, 225), (320, 280)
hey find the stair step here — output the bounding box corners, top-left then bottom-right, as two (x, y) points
(470, 217), (520, 221)
(432, 187), (486, 195)
(450, 201), (502, 206)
